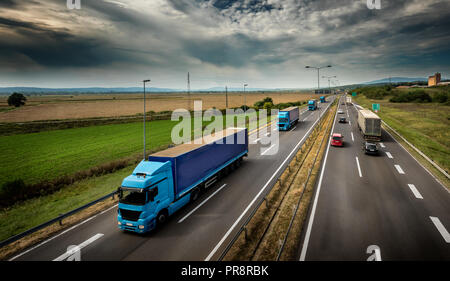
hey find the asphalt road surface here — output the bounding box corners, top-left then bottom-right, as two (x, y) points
(10, 96), (335, 261)
(299, 96), (450, 261)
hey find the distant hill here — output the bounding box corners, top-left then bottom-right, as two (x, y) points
(0, 86), (277, 95)
(364, 77), (427, 85)
(0, 87), (180, 95)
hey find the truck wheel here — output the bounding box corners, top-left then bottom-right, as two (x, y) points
(157, 210), (168, 225)
(191, 188), (200, 202)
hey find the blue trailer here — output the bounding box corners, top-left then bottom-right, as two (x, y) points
(117, 128), (248, 233)
(320, 96), (326, 103)
(277, 107), (299, 131)
(308, 100), (317, 111)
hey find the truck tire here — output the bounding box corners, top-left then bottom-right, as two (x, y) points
(190, 188), (200, 202)
(157, 210), (168, 226)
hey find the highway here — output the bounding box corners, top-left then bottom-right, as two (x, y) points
(10, 97), (335, 261)
(299, 96), (450, 261)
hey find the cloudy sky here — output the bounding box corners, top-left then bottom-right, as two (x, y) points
(0, 0), (449, 89)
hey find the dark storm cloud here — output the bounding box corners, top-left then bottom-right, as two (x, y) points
(182, 32), (293, 67)
(0, 16), (137, 68)
(0, 0), (449, 87)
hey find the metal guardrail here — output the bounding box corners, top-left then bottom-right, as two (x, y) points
(0, 190), (118, 249)
(217, 99), (335, 261)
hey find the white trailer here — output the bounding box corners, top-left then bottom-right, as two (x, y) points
(357, 109), (381, 141)
(346, 96), (352, 105)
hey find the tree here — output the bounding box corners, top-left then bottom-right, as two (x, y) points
(8, 93), (27, 107)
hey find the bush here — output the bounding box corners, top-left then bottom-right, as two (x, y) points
(7, 93), (27, 107)
(432, 92), (449, 103)
(390, 90), (432, 103)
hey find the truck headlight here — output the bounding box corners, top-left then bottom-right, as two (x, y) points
(118, 221), (121, 225)
(138, 225), (145, 229)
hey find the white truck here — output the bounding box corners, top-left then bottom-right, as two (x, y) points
(346, 96), (352, 105)
(357, 109), (381, 141)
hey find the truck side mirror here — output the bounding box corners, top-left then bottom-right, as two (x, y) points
(117, 187), (123, 199)
(148, 187), (159, 202)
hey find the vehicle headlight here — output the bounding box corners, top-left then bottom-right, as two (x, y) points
(118, 221), (121, 225)
(138, 225), (145, 229)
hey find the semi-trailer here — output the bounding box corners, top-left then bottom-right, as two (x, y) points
(320, 96), (326, 103)
(117, 127), (248, 233)
(308, 100), (317, 111)
(277, 106), (299, 131)
(357, 109), (381, 141)
(346, 96), (352, 105)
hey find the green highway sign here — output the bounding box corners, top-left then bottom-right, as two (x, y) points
(372, 103), (380, 112)
(352, 92), (357, 96)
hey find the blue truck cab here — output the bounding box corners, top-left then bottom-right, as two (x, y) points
(117, 128), (248, 233)
(277, 107), (299, 131)
(320, 96), (326, 103)
(308, 100), (317, 111)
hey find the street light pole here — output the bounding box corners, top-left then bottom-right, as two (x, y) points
(306, 65), (332, 94)
(143, 79), (151, 161)
(322, 75), (336, 94)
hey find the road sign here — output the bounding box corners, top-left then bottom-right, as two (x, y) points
(352, 92), (357, 96)
(372, 103), (380, 112)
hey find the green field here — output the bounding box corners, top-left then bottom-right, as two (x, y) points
(0, 120), (177, 187)
(0, 165), (134, 242)
(353, 94), (450, 174)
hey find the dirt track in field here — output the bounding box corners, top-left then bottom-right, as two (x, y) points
(0, 92), (316, 122)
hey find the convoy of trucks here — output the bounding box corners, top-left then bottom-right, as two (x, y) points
(308, 100), (317, 110)
(357, 109), (381, 141)
(117, 128), (248, 233)
(277, 106), (299, 131)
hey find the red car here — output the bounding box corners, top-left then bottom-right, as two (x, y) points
(331, 133), (344, 146)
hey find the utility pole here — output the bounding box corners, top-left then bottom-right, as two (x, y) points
(143, 79), (151, 160)
(225, 86), (228, 108)
(187, 72), (191, 111)
(322, 75), (336, 94)
(243, 83), (248, 110)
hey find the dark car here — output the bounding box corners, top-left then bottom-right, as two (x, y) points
(363, 142), (379, 155)
(339, 117), (346, 123)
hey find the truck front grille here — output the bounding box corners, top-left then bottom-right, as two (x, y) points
(119, 209), (142, 221)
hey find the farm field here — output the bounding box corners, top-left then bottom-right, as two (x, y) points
(0, 92), (315, 122)
(353, 94), (449, 175)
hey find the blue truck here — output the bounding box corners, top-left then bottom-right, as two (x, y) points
(117, 128), (248, 233)
(277, 106), (299, 131)
(308, 100), (317, 111)
(320, 96), (326, 103)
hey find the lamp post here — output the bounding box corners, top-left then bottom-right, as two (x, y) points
(305, 65), (332, 93)
(322, 75), (336, 94)
(243, 83), (248, 110)
(143, 79), (151, 160)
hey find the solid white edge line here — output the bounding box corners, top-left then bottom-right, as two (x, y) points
(356, 156), (363, 178)
(430, 216), (450, 243)
(407, 184), (423, 199)
(178, 184), (227, 223)
(394, 164), (405, 174)
(9, 204), (118, 261)
(205, 99), (334, 261)
(53, 233), (104, 261)
(299, 98), (339, 261)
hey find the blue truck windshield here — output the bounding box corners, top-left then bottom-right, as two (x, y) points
(120, 189), (146, 205)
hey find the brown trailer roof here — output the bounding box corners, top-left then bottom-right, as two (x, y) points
(150, 127), (246, 157)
